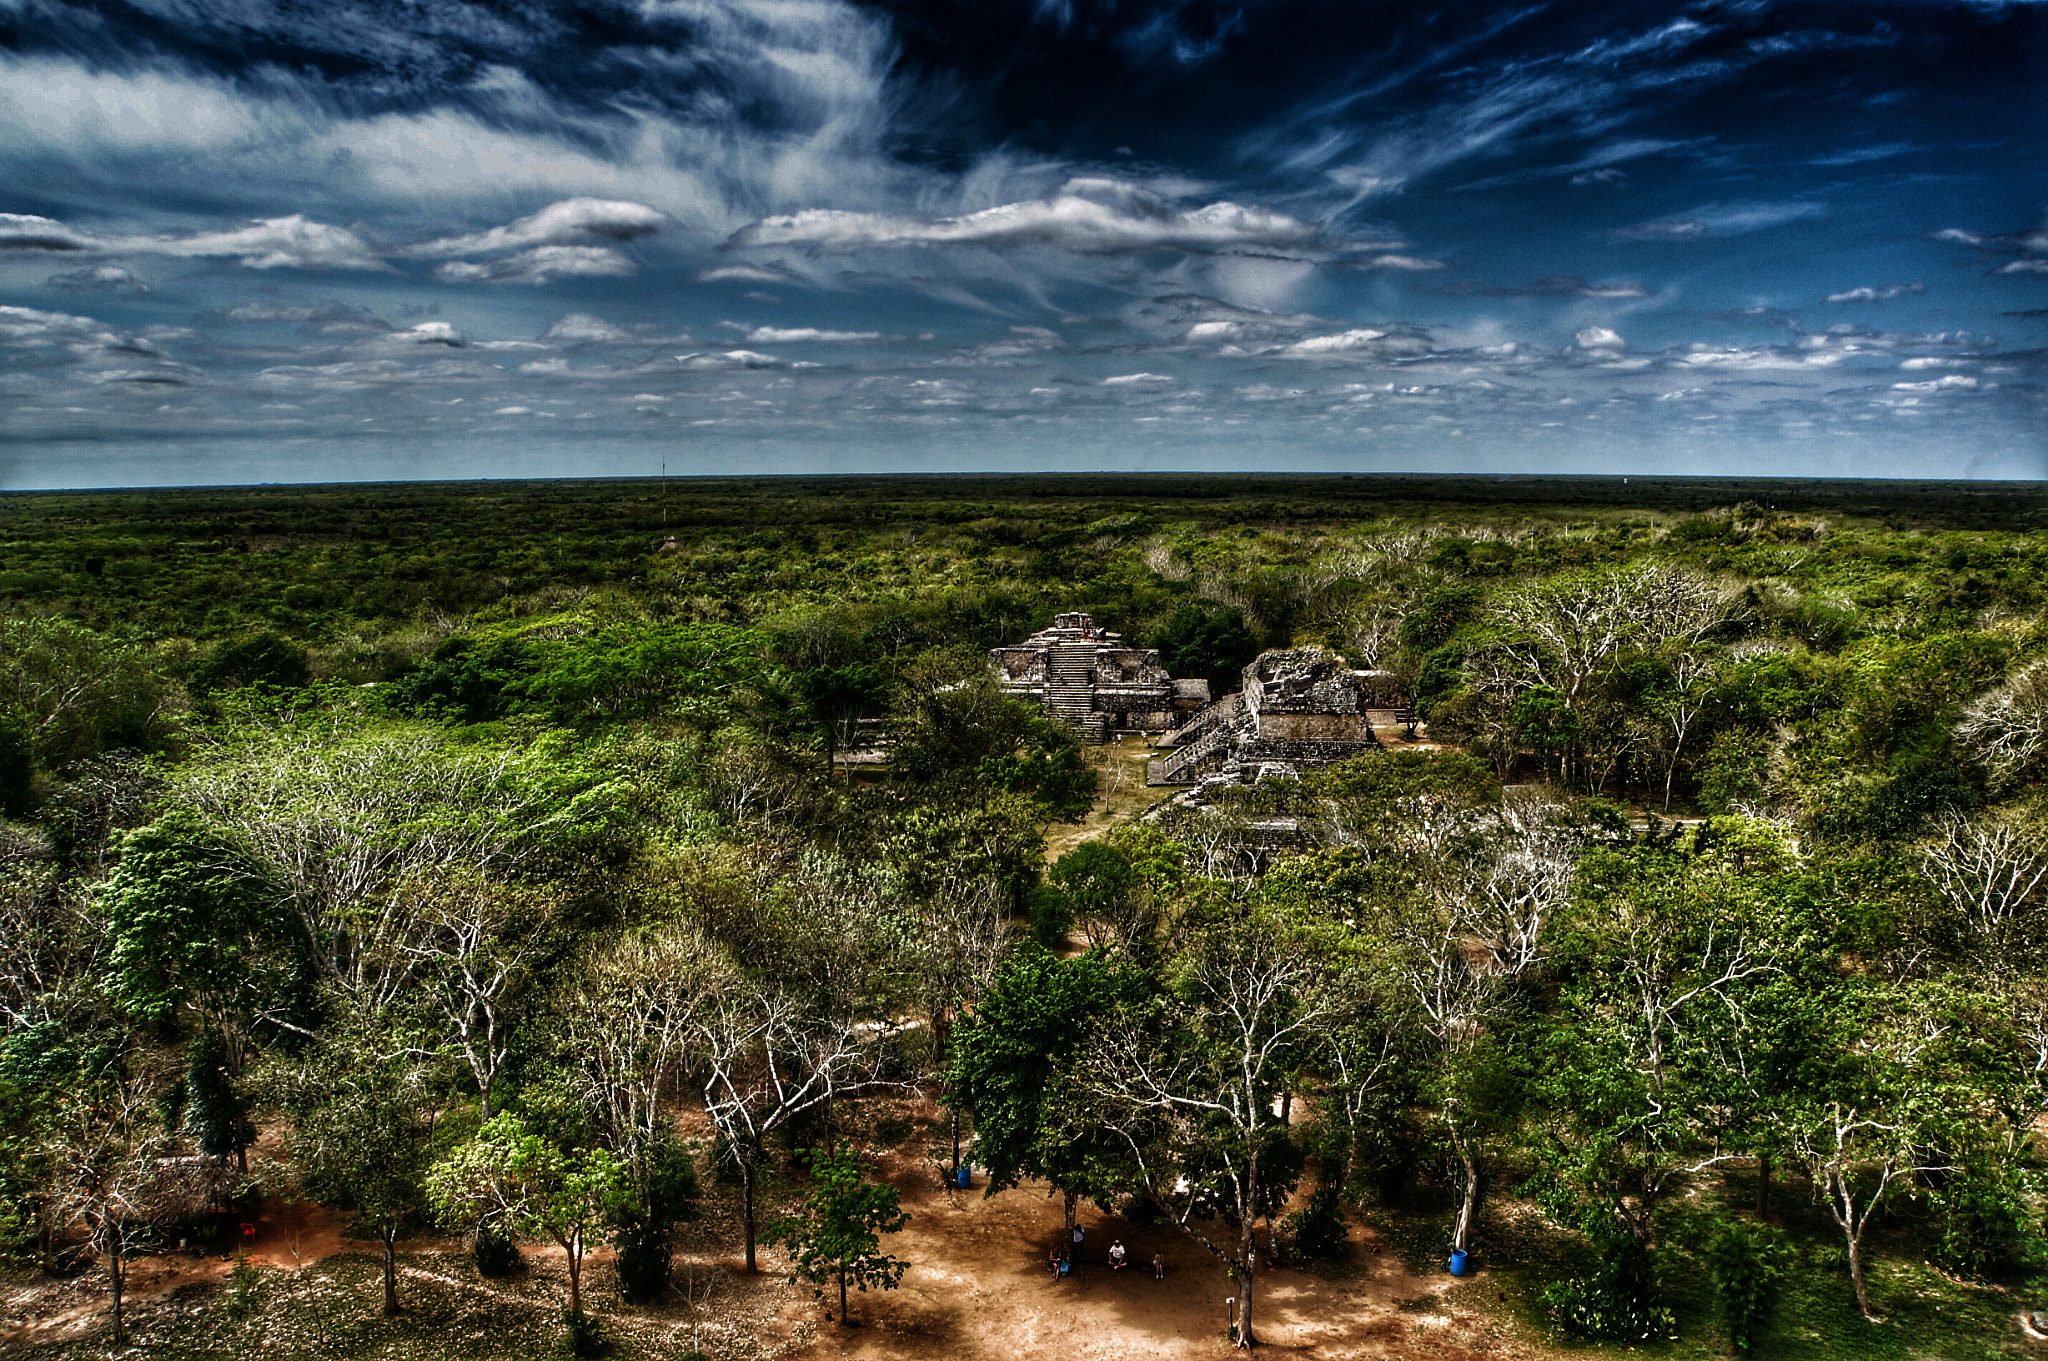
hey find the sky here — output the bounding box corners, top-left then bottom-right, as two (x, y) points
(0, 0), (2044, 489)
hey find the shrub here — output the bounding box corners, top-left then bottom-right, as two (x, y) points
(1538, 1238), (1673, 1343)
(1703, 1219), (1781, 1357)
(562, 1308), (607, 1357)
(474, 1219), (521, 1277)
(1279, 1186), (1349, 1261)
(1027, 885), (1073, 947)
(1934, 1152), (2045, 1282)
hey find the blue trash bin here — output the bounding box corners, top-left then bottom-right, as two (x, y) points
(956, 1165), (971, 1189)
(1448, 1248), (1470, 1277)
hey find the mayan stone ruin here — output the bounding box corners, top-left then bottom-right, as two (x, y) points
(1147, 646), (1411, 787)
(990, 611), (1209, 744)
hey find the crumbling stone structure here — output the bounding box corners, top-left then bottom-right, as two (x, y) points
(991, 612), (1210, 743)
(1148, 646), (1409, 786)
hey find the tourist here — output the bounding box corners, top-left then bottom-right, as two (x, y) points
(1152, 1251), (1165, 1279)
(1109, 1241), (1128, 1270)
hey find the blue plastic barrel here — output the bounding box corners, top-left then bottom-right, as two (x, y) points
(956, 1165), (971, 1189)
(1448, 1248), (1469, 1276)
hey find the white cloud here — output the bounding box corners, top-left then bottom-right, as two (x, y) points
(743, 326), (884, 343)
(1275, 328), (1435, 359)
(1611, 201), (1828, 241)
(1574, 326), (1626, 350)
(371, 321), (467, 348)
(410, 198), (668, 257)
(1346, 253), (1446, 271)
(156, 216), (389, 270)
(1891, 375), (1979, 393)
(1, 209), (387, 270)
(673, 349), (789, 369)
(45, 264), (147, 292)
(731, 177), (1331, 256)
(0, 213), (101, 252)
(0, 304), (159, 355)
(435, 245), (638, 284)
(540, 313), (636, 344)
(1825, 282), (1924, 303)
(1103, 372), (1176, 387)
(694, 263), (804, 284)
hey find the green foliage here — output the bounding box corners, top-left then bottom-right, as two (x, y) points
(473, 1218), (522, 1277)
(1399, 582), (1486, 653)
(1704, 1218), (1782, 1356)
(976, 744), (1095, 821)
(612, 1135), (700, 1305)
(102, 809), (276, 1022)
(0, 616), (163, 767)
(1150, 603), (1259, 691)
(560, 1307), (607, 1357)
(1538, 1237), (1674, 1343)
(1026, 884), (1073, 948)
(191, 631), (310, 694)
(948, 947), (1144, 1200)
(0, 714), (33, 817)
(428, 1113), (633, 1250)
(1280, 1185), (1349, 1261)
(1307, 747), (1500, 813)
(1930, 1146), (2045, 1283)
(182, 1026), (254, 1164)
(1048, 841), (1132, 921)
(767, 1143), (909, 1321)
(399, 622), (764, 726)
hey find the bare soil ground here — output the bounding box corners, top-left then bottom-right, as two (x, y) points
(5, 1100), (1528, 1360)
(797, 1133), (1526, 1361)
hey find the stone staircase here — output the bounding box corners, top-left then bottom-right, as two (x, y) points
(1046, 642), (1108, 742)
(1148, 694), (1245, 784)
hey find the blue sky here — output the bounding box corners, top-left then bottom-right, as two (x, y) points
(1, 0), (2043, 487)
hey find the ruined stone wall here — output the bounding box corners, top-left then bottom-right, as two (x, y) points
(1257, 712), (1374, 742)
(1234, 738), (1380, 766)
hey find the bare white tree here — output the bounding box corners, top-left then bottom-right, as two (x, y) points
(180, 723), (613, 1011)
(46, 1058), (181, 1347)
(910, 871), (1013, 1179)
(1955, 656), (2048, 787)
(400, 873), (550, 1117)
(1377, 792), (1577, 1250)
(1085, 923), (1333, 1350)
(564, 921), (728, 1211)
(700, 986), (901, 1273)
(1918, 810), (2048, 971)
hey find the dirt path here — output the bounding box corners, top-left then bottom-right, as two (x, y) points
(794, 1143), (1519, 1361)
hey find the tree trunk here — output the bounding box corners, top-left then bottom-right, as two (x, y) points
(1755, 1153), (1770, 1221)
(1063, 1189), (1078, 1237)
(107, 1236), (127, 1346)
(566, 1230), (584, 1317)
(1846, 1230), (1875, 1322)
(1234, 1224), (1258, 1349)
(838, 1264), (849, 1323)
(950, 1107), (961, 1181)
(1453, 1148), (1479, 1253)
(382, 1226), (400, 1315)
(741, 1155), (759, 1273)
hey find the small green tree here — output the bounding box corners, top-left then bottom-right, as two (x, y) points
(767, 1144), (909, 1326)
(287, 1048), (439, 1316)
(428, 1113), (630, 1326)
(1704, 1218), (1781, 1357)
(948, 946), (1141, 1236)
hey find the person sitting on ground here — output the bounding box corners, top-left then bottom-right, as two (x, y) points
(1049, 1244), (1063, 1282)
(1152, 1250), (1165, 1279)
(1108, 1241), (1128, 1269)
